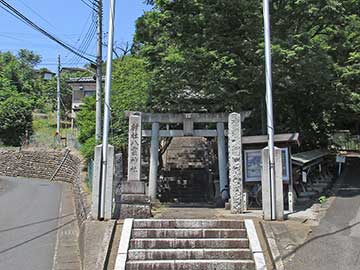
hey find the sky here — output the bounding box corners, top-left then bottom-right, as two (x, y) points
(0, 0), (151, 71)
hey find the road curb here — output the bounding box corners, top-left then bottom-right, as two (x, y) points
(261, 222), (284, 270)
(245, 219), (267, 270)
(79, 220), (116, 270)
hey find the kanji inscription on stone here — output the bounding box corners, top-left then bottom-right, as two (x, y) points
(127, 114), (142, 181)
(228, 112), (243, 214)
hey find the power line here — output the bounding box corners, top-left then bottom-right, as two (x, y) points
(68, 1), (100, 65)
(80, 0), (100, 12)
(15, 0), (56, 30)
(65, 12), (92, 59)
(80, 0), (97, 12)
(0, 0), (96, 64)
(69, 21), (97, 65)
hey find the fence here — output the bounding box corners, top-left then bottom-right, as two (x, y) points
(332, 132), (360, 151)
(87, 159), (94, 191)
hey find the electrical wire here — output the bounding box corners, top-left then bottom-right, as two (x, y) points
(68, 0), (99, 65)
(69, 21), (97, 65)
(0, 0), (96, 64)
(15, 0), (56, 30)
(65, 12), (92, 59)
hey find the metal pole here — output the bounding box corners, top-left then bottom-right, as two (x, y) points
(95, 0), (103, 142)
(56, 54), (61, 136)
(100, 0), (116, 220)
(263, 0), (276, 220)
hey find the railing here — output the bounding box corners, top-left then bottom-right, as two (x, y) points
(87, 159), (94, 191)
(332, 133), (360, 152)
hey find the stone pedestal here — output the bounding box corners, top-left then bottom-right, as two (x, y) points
(119, 181), (151, 218)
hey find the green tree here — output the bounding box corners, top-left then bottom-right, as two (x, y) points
(0, 50), (43, 145)
(77, 56), (149, 160)
(135, 0), (359, 149)
(0, 93), (33, 146)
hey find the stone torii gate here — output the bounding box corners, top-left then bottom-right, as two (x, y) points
(126, 111), (250, 213)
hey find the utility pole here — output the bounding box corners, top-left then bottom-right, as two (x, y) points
(56, 54), (61, 136)
(99, 0), (116, 219)
(263, 0), (276, 220)
(95, 0), (103, 142)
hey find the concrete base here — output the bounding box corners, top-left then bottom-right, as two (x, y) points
(79, 220), (116, 270)
(119, 181), (151, 218)
(119, 204), (151, 219)
(121, 181), (146, 194)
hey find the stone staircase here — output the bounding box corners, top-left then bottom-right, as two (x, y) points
(119, 219), (262, 270)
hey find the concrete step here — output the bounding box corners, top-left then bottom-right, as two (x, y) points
(133, 219), (245, 229)
(126, 259), (255, 270)
(130, 238), (249, 249)
(132, 228), (247, 238)
(127, 248), (253, 260)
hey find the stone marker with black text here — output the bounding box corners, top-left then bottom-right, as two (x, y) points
(120, 113), (151, 218)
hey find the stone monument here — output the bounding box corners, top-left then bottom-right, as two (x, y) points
(120, 113), (151, 218)
(228, 112), (244, 214)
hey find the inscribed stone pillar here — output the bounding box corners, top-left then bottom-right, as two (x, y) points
(261, 147), (284, 220)
(217, 122), (229, 201)
(127, 114), (142, 181)
(148, 122), (160, 200)
(228, 113), (243, 213)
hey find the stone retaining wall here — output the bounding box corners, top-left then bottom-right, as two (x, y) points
(0, 148), (90, 225)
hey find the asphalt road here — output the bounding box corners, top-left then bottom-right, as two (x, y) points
(286, 157), (360, 270)
(0, 177), (63, 270)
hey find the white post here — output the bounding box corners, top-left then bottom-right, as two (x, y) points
(100, 0), (116, 220)
(262, 147), (284, 220)
(149, 122), (160, 200)
(263, 0), (276, 220)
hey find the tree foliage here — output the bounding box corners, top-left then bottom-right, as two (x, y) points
(0, 50), (45, 145)
(135, 0), (360, 149)
(0, 93), (33, 146)
(77, 56), (149, 160)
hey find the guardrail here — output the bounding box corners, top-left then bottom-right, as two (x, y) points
(332, 134), (360, 152)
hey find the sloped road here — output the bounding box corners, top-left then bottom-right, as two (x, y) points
(286, 157), (360, 270)
(0, 177), (63, 270)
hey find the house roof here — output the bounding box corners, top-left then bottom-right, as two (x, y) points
(67, 76), (105, 83)
(242, 133), (300, 145)
(291, 149), (330, 166)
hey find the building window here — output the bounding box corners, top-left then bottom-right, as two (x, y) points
(84, 90), (95, 97)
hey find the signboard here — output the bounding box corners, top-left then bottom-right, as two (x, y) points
(244, 148), (290, 182)
(336, 155), (346, 163)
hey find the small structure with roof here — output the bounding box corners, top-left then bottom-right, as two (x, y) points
(67, 76), (105, 127)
